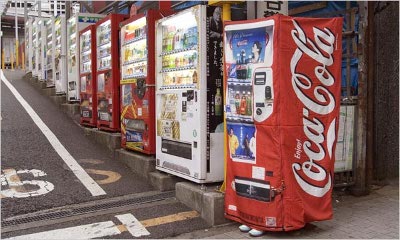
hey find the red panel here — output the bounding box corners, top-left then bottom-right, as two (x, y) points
(120, 10), (173, 155)
(80, 25), (97, 127)
(96, 14), (129, 132)
(224, 15), (343, 231)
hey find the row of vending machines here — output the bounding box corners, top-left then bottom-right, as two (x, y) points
(24, 6), (225, 184)
(24, 6), (343, 193)
(24, 5), (344, 231)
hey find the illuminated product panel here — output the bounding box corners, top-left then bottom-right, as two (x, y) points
(67, 13), (104, 102)
(54, 15), (67, 95)
(95, 14), (128, 132)
(155, 5), (224, 183)
(79, 25), (98, 127)
(25, 18), (33, 73)
(45, 17), (55, 86)
(120, 10), (172, 155)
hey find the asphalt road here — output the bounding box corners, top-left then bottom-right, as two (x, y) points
(1, 70), (210, 238)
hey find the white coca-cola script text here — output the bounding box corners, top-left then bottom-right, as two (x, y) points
(290, 19), (338, 198)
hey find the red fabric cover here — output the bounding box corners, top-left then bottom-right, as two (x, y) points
(224, 15), (343, 231)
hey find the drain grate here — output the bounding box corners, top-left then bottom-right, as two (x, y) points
(2, 191), (175, 227)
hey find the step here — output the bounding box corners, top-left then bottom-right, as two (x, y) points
(114, 149), (155, 180)
(83, 128), (121, 152)
(149, 171), (182, 192)
(42, 87), (56, 97)
(175, 181), (230, 226)
(50, 95), (67, 107)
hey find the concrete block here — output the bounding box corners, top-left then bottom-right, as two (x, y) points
(115, 149), (155, 180)
(43, 87), (56, 97)
(23, 73), (32, 81)
(83, 128), (121, 152)
(38, 81), (47, 89)
(176, 182), (230, 226)
(176, 182), (204, 212)
(202, 192), (230, 226)
(61, 103), (80, 116)
(29, 77), (38, 85)
(50, 95), (67, 107)
(149, 171), (182, 191)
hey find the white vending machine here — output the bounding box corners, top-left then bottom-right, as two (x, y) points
(67, 13), (104, 102)
(155, 5), (224, 183)
(38, 18), (48, 81)
(25, 17), (33, 73)
(45, 17), (55, 87)
(54, 15), (67, 94)
(34, 18), (46, 80)
(32, 18), (38, 77)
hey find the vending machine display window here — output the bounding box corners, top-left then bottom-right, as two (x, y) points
(155, 5), (224, 183)
(120, 10), (172, 154)
(67, 14), (104, 102)
(54, 15), (67, 95)
(96, 14), (129, 132)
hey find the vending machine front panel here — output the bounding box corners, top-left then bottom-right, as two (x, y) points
(120, 12), (158, 155)
(80, 25), (98, 127)
(155, 5), (224, 183)
(96, 14), (128, 132)
(54, 15), (67, 95)
(67, 14), (104, 102)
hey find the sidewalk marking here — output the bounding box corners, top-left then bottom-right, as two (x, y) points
(86, 169), (122, 184)
(6, 221), (121, 240)
(4, 211), (200, 239)
(115, 213), (150, 237)
(141, 210), (200, 227)
(1, 169), (54, 198)
(1, 71), (106, 197)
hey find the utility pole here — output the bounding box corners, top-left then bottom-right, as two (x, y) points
(1, 13), (3, 70)
(351, 1), (369, 196)
(15, 0), (19, 68)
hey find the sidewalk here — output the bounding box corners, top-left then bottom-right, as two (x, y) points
(174, 178), (399, 239)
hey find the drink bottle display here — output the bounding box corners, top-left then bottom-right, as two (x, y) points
(54, 15), (67, 95)
(95, 14), (128, 132)
(67, 14), (104, 102)
(45, 17), (55, 86)
(155, 5), (224, 183)
(120, 10), (172, 154)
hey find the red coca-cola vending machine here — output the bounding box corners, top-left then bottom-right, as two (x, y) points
(79, 25), (97, 127)
(223, 15), (343, 231)
(119, 10), (172, 154)
(96, 14), (128, 131)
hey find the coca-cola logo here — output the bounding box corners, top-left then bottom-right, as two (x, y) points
(290, 19), (338, 197)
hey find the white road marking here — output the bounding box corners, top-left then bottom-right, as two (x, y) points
(1, 169), (55, 198)
(6, 221), (121, 240)
(1, 71), (106, 196)
(115, 213), (150, 237)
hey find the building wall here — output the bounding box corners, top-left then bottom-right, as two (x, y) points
(373, 1), (399, 180)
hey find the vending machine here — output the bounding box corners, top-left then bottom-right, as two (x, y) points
(38, 18), (48, 81)
(80, 25), (98, 127)
(25, 17), (33, 73)
(120, 10), (172, 155)
(54, 15), (67, 94)
(223, 15), (343, 231)
(45, 17), (55, 86)
(67, 13), (104, 102)
(33, 18), (46, 81)
(31, 18), (38, 77)
(155, 5), (224, 183)
(96, 14), (128, 131)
